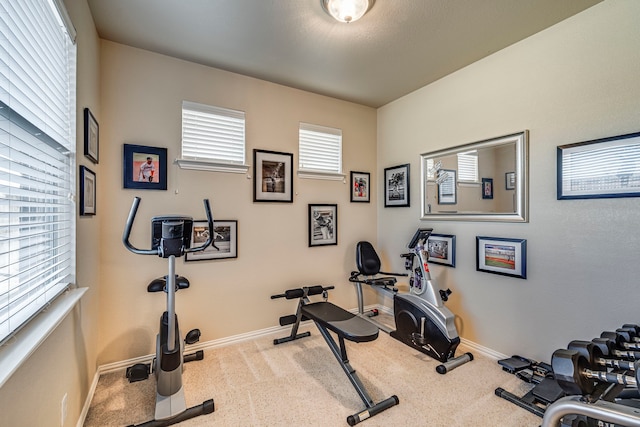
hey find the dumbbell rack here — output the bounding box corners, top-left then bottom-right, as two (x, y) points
(542, 324), (640, 427)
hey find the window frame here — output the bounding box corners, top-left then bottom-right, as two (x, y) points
(177, 101), (249, 173)
(298, 122), (344, 180)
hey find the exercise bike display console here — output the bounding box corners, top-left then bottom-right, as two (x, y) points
(349, 228), (472, 374)
(122, 197), (215, 427)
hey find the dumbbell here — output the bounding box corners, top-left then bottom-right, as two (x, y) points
(552, 348), (640, 396)
(592, 337), (640, 360)
(568, 340), (637, 372)
(601, 329), (640, 350)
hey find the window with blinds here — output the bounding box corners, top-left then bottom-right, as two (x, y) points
(181, 101), (246, 165)
(0, 0), (76, 343)
(299, 123), (342, 176)
(457, 151), (478, 182)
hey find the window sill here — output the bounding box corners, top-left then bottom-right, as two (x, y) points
(175, 158), (249, 174)
(0, 287), (87, 388)
(297, 170), (345, 181)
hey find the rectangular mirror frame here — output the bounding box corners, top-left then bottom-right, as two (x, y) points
(420, 131), (529, 222)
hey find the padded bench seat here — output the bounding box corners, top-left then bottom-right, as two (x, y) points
(301, 302), (379, 343)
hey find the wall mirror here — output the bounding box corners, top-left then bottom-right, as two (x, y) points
(420, 131), (528, 222)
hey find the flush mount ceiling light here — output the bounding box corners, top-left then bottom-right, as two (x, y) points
(321, 0), (376, 23)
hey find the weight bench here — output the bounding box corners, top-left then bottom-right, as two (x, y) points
(272, 286), (399, 426)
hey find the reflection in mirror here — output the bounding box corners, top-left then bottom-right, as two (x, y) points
(421, 131), (528, 222)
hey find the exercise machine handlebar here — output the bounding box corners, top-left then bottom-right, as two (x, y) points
(271, 285), (335, 300)
(122, 197), (214, 256)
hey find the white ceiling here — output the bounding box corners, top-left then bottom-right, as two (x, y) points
(87, 0), (602, 108)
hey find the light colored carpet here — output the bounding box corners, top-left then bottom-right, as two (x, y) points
(84, 322), (540, 426)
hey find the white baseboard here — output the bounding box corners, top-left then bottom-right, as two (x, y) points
(77, 304), (506, 425)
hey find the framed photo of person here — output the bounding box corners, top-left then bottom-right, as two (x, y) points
(123, 144), (167, 190)
(253, 149), (293, 202)
(427, 233), (456, 267)
(350, 171), (370, 203)
(384, 163), (410, 207)
(482, 178), (494, 199)
(308, 204), (337, 247)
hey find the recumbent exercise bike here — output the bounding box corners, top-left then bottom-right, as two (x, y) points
(122, 197), (215, 427)
(349, 228), (472, 374)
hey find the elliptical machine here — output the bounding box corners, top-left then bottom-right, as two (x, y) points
(349, 228), (472, 374)
(122, 197), (215, 427)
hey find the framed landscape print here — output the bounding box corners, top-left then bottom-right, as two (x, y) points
(308, 204), (337, 247)
(476, 236), (527, 279)
(253, 149), (293, 202)
(427, 233), (456, 267)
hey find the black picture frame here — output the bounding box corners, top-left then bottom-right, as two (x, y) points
(83, 108), (99, 164)
(308, 204), (337, 247)
(437, 169), (456, 205)
(253, 149), (293, 203)
(350, 171), (370, 203)
(476, 236), (527, 279)
(557, 131), (640, 200)
(123, 144), (167, 190)
(185, 220), (238, 262)
(80, 165), (96, 216)
(384, 163), (410, 207)
(427, 233), (456, 267)
(482, 178), (494, 199)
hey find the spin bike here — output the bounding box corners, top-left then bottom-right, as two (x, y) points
(349, 228), (472, 374)
(122, 197), (215, 427)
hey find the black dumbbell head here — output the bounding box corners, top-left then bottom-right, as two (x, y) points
(552, 349), (595, 395)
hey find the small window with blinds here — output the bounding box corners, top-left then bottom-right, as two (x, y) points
(299, 123), (343, 179)
(457, 151), (478, 182)
(0, 0), (76, 343)
(558, 132), (640, 199)
(179, 101), (247, 172)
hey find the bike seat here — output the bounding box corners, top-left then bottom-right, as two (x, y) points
(147, 275), (190, 292)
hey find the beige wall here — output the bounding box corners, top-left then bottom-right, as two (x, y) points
(377, 0), (640, 361)
(97, 41), (378, 364)
(3, 1), (640, 425)
(0, 0), (102, 426)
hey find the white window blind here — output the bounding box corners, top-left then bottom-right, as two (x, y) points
(181, 101), (246, 165)
(299, 123), (342, 174)
(457, 151), (478, 182)
(0, 0), (76, 343)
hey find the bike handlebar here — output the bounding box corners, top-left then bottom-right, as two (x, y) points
(185, 198), (214, 254)
(122, 197), (215, 256)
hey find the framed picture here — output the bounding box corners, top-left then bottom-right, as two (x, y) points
(505, 172), (516, 190)
(476, 236), (527, 279)
(253, 149), (293, 203)
(83, 108), (99, 164)
(427, 233), (456, 267)
(308, 204), (337, 247)
(123, 144), (167, 190)
(185, 220), (238, 262)
(482, 178), (493, 199)
(557, 131), (640, 200)
(79, 165), (96, 216)
(437, 169), (456, 205)
(384, 163), (410, 207)
(350, 171), (370, 203)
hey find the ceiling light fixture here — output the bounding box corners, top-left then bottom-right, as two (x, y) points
(321, 0), (376, 23)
